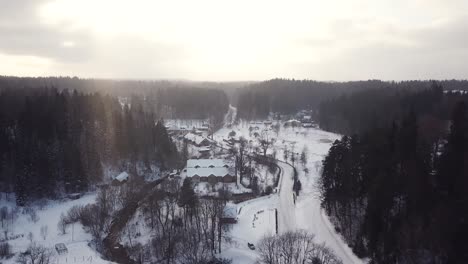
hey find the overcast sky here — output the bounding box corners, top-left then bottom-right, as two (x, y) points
(0, 0), (467, 81)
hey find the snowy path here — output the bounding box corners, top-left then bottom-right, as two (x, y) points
(223, 104), (237, 127)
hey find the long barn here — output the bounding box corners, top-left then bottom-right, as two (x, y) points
(186, 159), (237, 184)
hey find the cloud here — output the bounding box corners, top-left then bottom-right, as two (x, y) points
(0, 0), (467, 80)
(291, 15), (468, 80)
(0, 0), (95, 62)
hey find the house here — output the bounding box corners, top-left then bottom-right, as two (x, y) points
(55, 243), (68, 255)
(184, 133), (211, 146)
(284, 119), (301, 127)
(186, 159), (236, 184)
(302, 115), (312, 122)
(220, 203), (238, 224)
(112, 172), (129, 185)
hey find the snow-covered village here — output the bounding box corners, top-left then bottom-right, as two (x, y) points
(2, 1), (468, 263)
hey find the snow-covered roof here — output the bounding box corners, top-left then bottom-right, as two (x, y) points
(187, 159), (227, 168)
(285, 119), (301, 123)
(186, 159), (234, 177)
(184, 133), (210, 145)
(187, 167), (231, 177)
(198, 147), (211, 152)
(115, 172), (129, 182)
(223, 203), (237, 218)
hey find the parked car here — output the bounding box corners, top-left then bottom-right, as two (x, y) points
(248, 243), (255, 250)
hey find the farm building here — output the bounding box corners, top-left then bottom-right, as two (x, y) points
(186, 159), (236, 184)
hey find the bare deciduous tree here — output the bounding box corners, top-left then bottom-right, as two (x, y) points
(257, 230), (343, 264)
(258, 130), (273, 157)
(0, 206), (7, 228)
(27, 231), (34, 243)
(57, 213), (68, 235)
(40, 225), (48, 241)
(20, 243), (54, 264)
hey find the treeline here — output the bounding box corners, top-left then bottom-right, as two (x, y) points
(236, 79), (468, 120)
(0, 88), (178, 205)
(0, 76), (231, 123)
(319, 86), (468, 263)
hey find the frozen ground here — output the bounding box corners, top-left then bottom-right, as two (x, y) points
(0, 193), (114, 264)
(216, 120), (366, 264)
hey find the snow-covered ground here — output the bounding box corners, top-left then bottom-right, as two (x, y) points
(0, 193), (114, 264)
(215, 120), (366, 264)
(221, 195), (277, 263)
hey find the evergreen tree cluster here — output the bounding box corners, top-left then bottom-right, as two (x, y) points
(319, 86), (468, 263)
(0, 88), (178, 205)
(318, 83), (446, 134)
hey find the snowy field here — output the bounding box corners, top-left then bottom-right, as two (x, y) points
(215, 120), (366, 264)
(0, 193), (113, 264)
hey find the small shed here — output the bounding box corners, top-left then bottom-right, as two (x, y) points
(55, 243), (68, 255)
(112, 172), (129, 185)
(220, 203), (238, 224)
